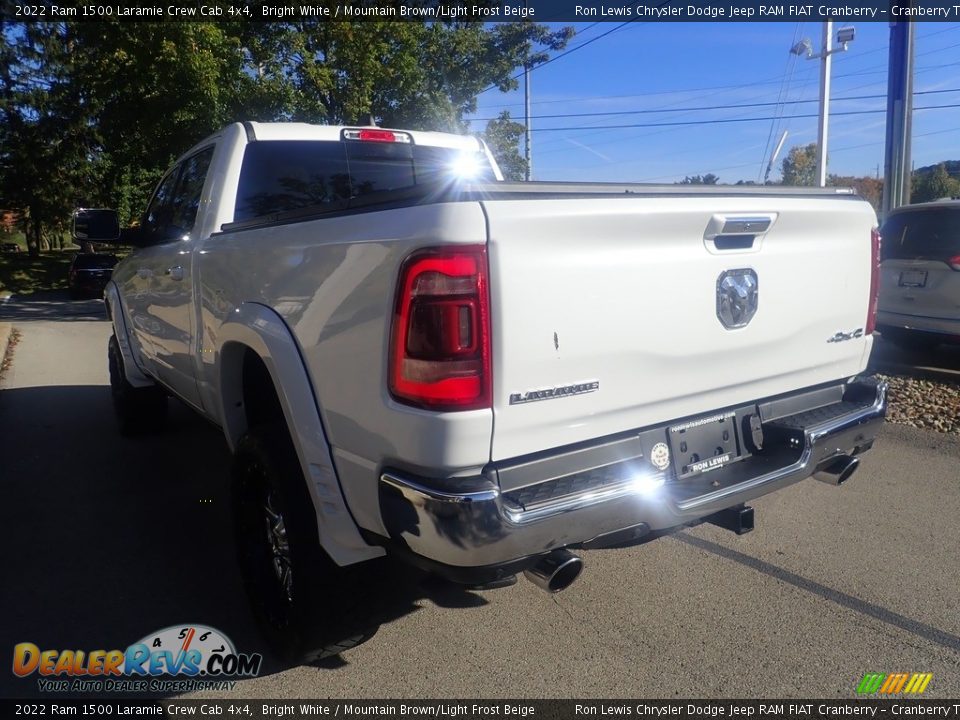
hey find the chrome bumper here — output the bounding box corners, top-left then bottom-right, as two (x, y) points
(378, 378), (887, 573)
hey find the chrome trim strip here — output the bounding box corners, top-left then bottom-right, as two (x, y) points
(381, 472), (500, 505)
(503, 472), (667, 525)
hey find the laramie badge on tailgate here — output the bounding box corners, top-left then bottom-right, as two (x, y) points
(509, 380), (600, 405)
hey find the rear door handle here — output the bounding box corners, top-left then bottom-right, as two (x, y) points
(166, 266), (184, 281)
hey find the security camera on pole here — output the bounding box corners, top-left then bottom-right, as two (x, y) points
(790, 24), (856, 187)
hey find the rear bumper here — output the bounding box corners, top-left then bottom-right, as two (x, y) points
(877, 310), (960, 337)
(377, 378), (887, 580)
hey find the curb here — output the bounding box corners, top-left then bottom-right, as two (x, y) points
(0, 322), (11, 367)
(868, 360), (960, 385)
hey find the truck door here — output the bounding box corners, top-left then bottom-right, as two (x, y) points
(127, 147), (214, 410)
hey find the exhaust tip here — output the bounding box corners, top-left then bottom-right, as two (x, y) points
(524, 550), (584, 593)
(815, 455), (860, 486)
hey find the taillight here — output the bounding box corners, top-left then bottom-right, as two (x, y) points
(389, 246), (491, 411)
(342, 128), (411, 144)
(947, 254), (960, 271)
(866, 227), (881, 335)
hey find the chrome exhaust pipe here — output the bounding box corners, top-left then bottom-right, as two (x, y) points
(814, 455), (860, 486)
(524, 550), (584, 593)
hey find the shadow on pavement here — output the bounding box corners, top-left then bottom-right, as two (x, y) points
(0, 383), (486, 698)
(0, 290), (107, 323)
(868, 334), (960, 377)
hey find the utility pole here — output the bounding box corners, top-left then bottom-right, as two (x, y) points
(882, 15), (914, 217)
(816, 22), (833, 187)
(523, 0), (532, 182)
(791, 24), (855, 187)
(524, 60), (532, 181)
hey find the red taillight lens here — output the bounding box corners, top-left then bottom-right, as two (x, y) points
(389, 246), (491, 411)
(866, 227), (881, 335)
(947, 254), (960, 271)
(358, 129), (397, 143)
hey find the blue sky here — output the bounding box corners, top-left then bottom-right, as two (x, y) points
(465, 21), (960, 184)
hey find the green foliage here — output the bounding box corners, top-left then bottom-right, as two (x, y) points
(828, 174), (883, 213)
(781, 143), (818, 187)
(0, 249), (76, 296)
(911, 162), (960, 203)
(482, 111), (527, 181)
(0, 19), (572, 252)
(678, 173), (719, 185)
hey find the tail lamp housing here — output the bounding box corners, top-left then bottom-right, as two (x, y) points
(866, 227), (881, 335)
(389, 246), (491, 411)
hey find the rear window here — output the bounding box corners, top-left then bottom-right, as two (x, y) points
(74, 254), (117, 269)
(234, 139), (495, 223)
(881, 207), (960, 261)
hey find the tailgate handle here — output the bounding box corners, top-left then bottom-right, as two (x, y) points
(704, 214), (776, 254)
(720, 217), (771, 234)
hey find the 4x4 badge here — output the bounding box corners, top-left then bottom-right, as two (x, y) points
(827, 328), (864, 343)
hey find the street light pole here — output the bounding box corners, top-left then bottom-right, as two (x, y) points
(791, 24), (854, 187)
(816, 21), (833, 187)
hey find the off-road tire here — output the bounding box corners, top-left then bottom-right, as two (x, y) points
(232, 424), (379, 665)
(107, 334), (167, 435)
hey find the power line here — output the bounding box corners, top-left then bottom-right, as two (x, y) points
(467, 88), (960, 124)
(528, 58), (960, 159)
(475, 32), (960, 113)
(476, 1), (672, 96)
(632, 125), (960, 183)
(523, 102), (960, 133)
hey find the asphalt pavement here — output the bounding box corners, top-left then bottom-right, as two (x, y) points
(1, 296), (958, 700)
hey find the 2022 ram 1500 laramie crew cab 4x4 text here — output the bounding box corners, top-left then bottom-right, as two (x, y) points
(77, 122), (887, 662)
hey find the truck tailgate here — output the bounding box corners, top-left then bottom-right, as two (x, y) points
(484, 193), (877, 462)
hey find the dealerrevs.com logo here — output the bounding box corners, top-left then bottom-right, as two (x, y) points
(13, 624), (263, 693)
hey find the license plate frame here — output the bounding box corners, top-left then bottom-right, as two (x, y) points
(669, 411), (741, 479)
(899, 270), (928, 288)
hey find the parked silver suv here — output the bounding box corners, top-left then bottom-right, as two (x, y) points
(877, 201), (960, 350)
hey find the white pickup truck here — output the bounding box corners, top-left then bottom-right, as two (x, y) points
(78, 122), (887, 663)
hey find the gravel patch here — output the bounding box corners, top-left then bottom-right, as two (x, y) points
(873, 372), (960, 435)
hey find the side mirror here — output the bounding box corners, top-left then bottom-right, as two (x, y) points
(72, 208), (120, 243)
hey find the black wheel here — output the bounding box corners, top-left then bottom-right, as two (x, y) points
(232, 424), (379, 665)
(107, 334), (167, 435)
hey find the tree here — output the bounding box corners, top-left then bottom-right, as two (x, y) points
(781, 143), (818, 187)
(911, 163), (960, 203)
(678, 173), (719, 185)
(482, 111), (526, 181)
(828, 175), (883, 213)
(235, 20), (572, 130)
(0, 19), (573, 246)
(0, 23), (101, 256)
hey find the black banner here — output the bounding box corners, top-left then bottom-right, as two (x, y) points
(4, 700), (960, 720)
(3, 0), (960, 23)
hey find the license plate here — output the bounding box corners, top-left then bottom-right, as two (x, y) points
(899, 270), (927, 288)
(669, 411), (741, 479)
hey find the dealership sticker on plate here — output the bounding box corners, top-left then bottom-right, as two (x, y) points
(650, 442), (671, 471)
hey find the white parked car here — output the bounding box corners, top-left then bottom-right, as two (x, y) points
(877, 200), (960, 351)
